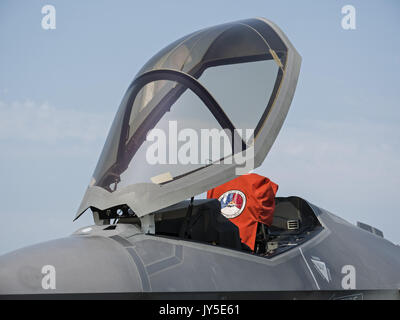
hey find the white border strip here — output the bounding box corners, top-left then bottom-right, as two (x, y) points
(299, 247), (320, 290)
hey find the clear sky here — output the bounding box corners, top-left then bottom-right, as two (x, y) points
(0, 0), (399, 254)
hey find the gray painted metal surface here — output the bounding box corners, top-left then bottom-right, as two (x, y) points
(1, 202), (400, 294)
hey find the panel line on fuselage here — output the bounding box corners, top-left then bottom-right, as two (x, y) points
(299, 247), (320, 290)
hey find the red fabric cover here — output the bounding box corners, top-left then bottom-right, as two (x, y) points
(207, 173), (278, 250)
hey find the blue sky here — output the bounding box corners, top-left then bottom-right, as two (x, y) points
(0, 0), (399, 254)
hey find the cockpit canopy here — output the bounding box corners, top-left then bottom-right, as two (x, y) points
(75, 18), (301, 220)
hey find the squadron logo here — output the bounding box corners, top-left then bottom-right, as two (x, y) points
(218, 190), (246, 219)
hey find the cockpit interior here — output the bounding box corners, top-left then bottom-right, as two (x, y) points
(91, 195), (323, 258)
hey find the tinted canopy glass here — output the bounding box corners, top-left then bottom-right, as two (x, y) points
(76, 18), (301, 219)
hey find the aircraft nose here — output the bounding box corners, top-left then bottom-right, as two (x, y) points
(0, 254), (44, 295)
(0, 236), (143, 295)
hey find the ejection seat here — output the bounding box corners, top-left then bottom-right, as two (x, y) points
(154, 199), (242, 251)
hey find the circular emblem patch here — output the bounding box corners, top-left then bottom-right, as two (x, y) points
(218, 190), (246, 219)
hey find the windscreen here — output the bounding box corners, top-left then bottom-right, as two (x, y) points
(90, 19), (287, 193)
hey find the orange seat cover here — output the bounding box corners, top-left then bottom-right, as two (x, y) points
(207, 173), (278, 250)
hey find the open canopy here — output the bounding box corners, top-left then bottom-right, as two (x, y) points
(75, 18), (301, 220)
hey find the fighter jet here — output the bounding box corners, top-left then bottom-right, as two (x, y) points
(1, 18), (399, 299)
